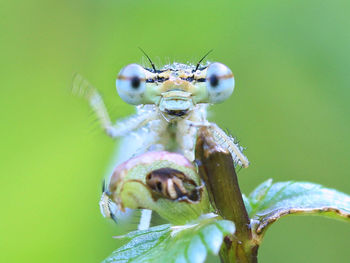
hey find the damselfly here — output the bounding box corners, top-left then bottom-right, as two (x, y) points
(73, 51), (249, 229)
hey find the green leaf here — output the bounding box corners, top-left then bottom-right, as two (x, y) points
(103, 215), (235, 263)
(247, 180), (350, 235)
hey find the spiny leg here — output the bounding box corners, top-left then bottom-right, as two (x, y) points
(187, 120), (250, 168)
(99, 192), (119, 223)
(100, 184), (153, 230)
(208, 123), (249, 168)
(107, 108), (159, 138)
(72, 74), (158, 137)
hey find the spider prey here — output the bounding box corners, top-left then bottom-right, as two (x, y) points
(74, 53), (249, 230)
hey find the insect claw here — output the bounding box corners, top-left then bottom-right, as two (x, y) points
(110, 212), (118, 224)
(102, 179), (106, 193)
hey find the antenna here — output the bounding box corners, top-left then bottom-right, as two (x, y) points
(138, 47), (157, 72)
(195, 49), (213, 71)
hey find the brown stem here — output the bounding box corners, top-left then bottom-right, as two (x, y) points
(195, 127), (258, 263)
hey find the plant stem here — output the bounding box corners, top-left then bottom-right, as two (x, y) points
(195, 127), (258, 263)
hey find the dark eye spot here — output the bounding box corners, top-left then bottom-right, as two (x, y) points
(209, 75), (219, 88)
(131, 76), (141, 89)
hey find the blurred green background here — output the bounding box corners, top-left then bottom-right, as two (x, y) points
(1, 0), (350, 262)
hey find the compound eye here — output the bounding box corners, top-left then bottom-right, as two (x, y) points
(116, 64), (146, 105)
(206, 62), (235, 103)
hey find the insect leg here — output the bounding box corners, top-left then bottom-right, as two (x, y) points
(107, 110), (159, 138)
(73, 74), (117, 133)
(187, 121), (250, 168)
(73, 74), (158, 137)
(99, 191), (119, 223)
